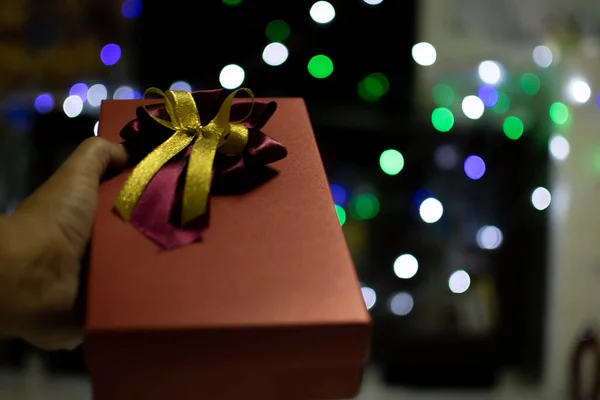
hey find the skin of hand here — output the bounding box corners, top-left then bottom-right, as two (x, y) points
(0, 137), (128, 350)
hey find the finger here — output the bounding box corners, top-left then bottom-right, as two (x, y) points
(61, 137), (129, 182)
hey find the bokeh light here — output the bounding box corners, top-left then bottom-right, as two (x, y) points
(566, 78), (591, 104)
(222, 0), (242, 5)
(63, 96), (83, 118)
(308, 55), (334, 79)
(121, 0), (142, 18)
(503, 116), (524, 140)
(113, 86), (135, 100)
(434, 145), (459, 170)
(363, 0), (383, 4)
(335, 205), (347, 226)
(362, 287), (376, 310)
(432, 84), (454, 107)
(521, 73), (541, 95)
(33, 93), (54, 114)
(533, 45), (553, 68)
(219, 64), (245, 89)
(330, 184), (347, 206)
(449, 270), (471, 294)
(379, 149), (404, 175)
(463, 155), (486, 180)
(431, 108), (454, 132)
(169, 81), (192, 91)
(550, 102), (569, 125)
(350, 194), (380, 220)
(266, 20), (291, 42)
(476, 226), (503, 250)
(549, 134), (570, 161)
(462, 95), (484, 119)
(532, 187), (551, 210)
(69, 83), (88, 102)
(358, 73), (390, 102)
(263, 43), (289, 66)
(478, 61), (502, 84)
(492, 91), (510, 114)
(394, 254), (418, 279)
(419, 197), (443, 223)
(87, 84), (108, 107)
(478, 85), (498, 107)
(389, 292), (414, 316)
(94, 121), (99, 136)
(100, 43), (122, 66)
(411, 42), (436, 66)
(310, 1), (335, 24)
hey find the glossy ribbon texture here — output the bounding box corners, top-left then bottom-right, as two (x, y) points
(115, 88), (287, 249)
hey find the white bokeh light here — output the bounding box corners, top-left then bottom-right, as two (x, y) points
(113, 86), (135, 100)
(533, 46), (553, 68)
(63, 96), (83, 118)
(87, 84), (108, 107)
(219, 64), (245, 89)
(363, 0), (383, 4)
(566, 78), (591, 104)
(419, 197), (443, 223)
(93, 121), (99, 136)
(361, 287), (376, 310)
(262, 43), (289, 66)
(411, 42), (436, 67)
(549, 134), (570, 161)
(449, 270), (471, 294)
(478, 61), (502, 84)
(462, 95), (485, 119)
(476, 225), (503, 250)
(389, 292), (414, 316)
(393, 254), (418, 279)
(532, 187), (552, 210)
(169, 81), (192, 91)
(310, 1), (335, 24)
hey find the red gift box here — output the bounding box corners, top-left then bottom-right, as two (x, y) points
(85, 95), (371, 400)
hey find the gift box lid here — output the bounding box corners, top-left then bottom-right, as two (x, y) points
(87, 97), (370, 334)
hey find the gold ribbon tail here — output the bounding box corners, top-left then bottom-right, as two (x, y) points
(115, 132), (195, 221)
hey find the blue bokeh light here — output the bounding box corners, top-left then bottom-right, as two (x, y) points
(34, 93), (54, 114)
(121, 0), (142, 19)
(100, 44), (122, 66)
(477, 85), (499, 107)
(330, 184), (347, 206)
(69, 83), (89, 102)
(464, 155), (486, 180)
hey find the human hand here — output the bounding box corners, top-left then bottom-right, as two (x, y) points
(0, 137), (128, 350)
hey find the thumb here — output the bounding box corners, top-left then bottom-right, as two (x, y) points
(60, 137), (129, 182)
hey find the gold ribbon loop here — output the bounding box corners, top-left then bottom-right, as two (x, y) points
(115, 87), (255, 225)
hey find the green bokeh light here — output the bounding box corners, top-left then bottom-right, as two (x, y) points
(308, 55), (334, 79)
(492, 92), (510, 114)
(431, 107), (454, 132)
(550, 102), (569, 125)
(222, 0), (242, 5)
(350, 194), (380, 220)
(358, 73), (389, 102)
(503, 116), (524, 140)
(432, 84), (455, 107)
(520, 73), (541, 95)
(335, 205), (347, 226)
(265, 20), (290, 42)
(379, 149), (404, 175)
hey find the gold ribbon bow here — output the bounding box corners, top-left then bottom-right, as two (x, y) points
(115, 87), (254, 225)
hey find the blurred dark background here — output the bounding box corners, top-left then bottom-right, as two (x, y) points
(0, 0), (562, 398)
